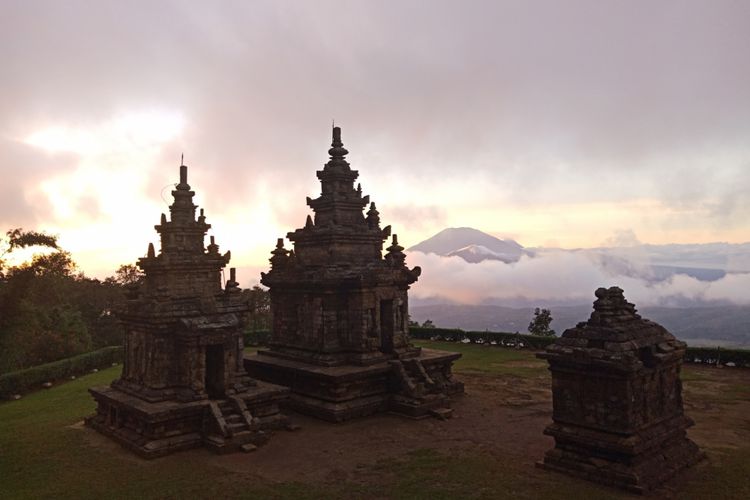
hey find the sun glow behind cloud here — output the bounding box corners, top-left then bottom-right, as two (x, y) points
(22, 110), (187, 276)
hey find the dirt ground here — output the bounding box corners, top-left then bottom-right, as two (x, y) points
(79, 363), (750, 497)
(213, 371), (554, 483)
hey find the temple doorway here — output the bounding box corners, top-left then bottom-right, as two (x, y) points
(380, 299), (394, 353)
(205, 344), (225, 399)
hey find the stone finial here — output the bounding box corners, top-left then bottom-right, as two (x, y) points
(328, 126), (349, 160)
(225, 267), (240, 292)
(588, 286), (640, 327)
(366, 202), (380, 229)
(160, 213), (167, 225)
(270, 238), (290, 268)
(357, 183), (362, 196)
(179, 164), (188, 187)
(305, 214), (314, 229)
(147, 242), (156, 258)
(207, 235), (219, 254)
(198, 208), (206, 224)
(385, 234), (406, 266)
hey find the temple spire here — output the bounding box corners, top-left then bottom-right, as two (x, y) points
(328, 126), (349, 160)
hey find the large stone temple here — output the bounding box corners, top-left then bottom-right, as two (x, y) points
(87, 164), (289, 457)
(537, 287), (703, 494)
(245, 127), (464, 421)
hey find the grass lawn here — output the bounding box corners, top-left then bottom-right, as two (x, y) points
(1, 343), (748, 499)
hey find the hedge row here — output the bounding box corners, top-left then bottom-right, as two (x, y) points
(0, 346), (123, 398)
(409, 326), (557, 349)
(684, 346), (750, 368)
(410, 326), (750, 368)
(5, 327), (747, 399)
(244, 329), (271, 346)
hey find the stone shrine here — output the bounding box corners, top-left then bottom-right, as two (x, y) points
(87, 163), (289, 457)
(537, 286), (703, 494)
(245, 127), (463, 421)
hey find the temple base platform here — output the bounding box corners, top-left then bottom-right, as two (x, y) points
(536, 415), (705, 494)
(86, 380), (290, 458)
(244, 348), (464, 422)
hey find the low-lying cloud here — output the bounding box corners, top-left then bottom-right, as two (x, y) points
(407, 249), (750, 308)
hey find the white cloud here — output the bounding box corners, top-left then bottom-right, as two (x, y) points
(407, 249), (750, 307)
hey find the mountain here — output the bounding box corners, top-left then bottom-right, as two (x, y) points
(408, 227), (525, 263)
(409, 303), (750, 348)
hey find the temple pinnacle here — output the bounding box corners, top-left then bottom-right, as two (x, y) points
(328, 126), (349, 158)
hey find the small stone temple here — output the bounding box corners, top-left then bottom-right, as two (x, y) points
(537, 286), (703, 494)
(87, 163), (289, 457)
(245, 127), (463, 421)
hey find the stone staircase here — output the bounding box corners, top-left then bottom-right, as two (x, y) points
(389, 358), (453, 420)
(203, 397), (267, 453)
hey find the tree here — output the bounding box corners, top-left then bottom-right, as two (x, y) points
(0, 229), (105, 373)
(422, 319), (435, 328)
(242, 285), (271, 332)
(528, 308), (556, 337)
(0, 228), (59, 277)
(113, 264), (144, 286)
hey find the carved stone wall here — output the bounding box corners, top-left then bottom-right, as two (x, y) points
(247, 127), (463, 421)
(87, 164), (288, 457)
(537, 287), (703, 493)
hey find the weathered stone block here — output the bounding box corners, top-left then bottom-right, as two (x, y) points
(87, 164), (289, 457)
(537, 287), (704, 494)
(254, 127), (463, 421)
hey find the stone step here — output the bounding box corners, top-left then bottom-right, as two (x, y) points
(203, 434), (225, 447)
(225, 414), (243, 424)
(429, 407), (453, 420)
(227, 422), (247, 433)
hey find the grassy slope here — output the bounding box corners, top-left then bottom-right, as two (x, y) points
(0, 344), (748, 499)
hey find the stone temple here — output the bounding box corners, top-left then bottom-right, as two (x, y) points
(87, 164), (289, 457)
(537, 286), (703, 494)
(245, 127), (464, 421)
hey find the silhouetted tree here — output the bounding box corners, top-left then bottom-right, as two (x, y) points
(528, 307), (556, 337)
(0, 228), (130, 373)
(242, 285), (271, 332)
(113, 263), (144, 286)
(422, 319), (436, 328)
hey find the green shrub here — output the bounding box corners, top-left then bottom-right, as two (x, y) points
(410, 327), (750, 366)
(243, 329), (270, 346)
(409, 326), (557, 350)
(0, 346), (122, 398)
(685, 346), (750, 368)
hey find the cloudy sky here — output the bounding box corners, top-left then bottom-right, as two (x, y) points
(2, 0), (749, 284)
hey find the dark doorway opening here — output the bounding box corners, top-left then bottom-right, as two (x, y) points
(205, 344), (225, 399)
(380, 299), (394, 353)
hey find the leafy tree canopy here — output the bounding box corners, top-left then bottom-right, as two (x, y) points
(528, 307), (556, 337)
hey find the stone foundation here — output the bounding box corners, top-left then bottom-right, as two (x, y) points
(245, 348), (463, 422)
(538, 414), (704, 494)
(87, 381), (290, 458)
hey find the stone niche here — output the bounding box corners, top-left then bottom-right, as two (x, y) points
(87, 164), (290, 457)
(537, 287), (704, 494)
(245, 127), (463, 422)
